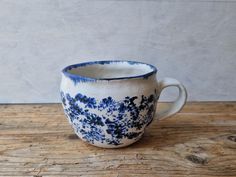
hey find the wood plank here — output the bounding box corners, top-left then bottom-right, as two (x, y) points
(0, 103), (235, 176)
(158, 102), (236, 114)
(0, 102), (235, 114)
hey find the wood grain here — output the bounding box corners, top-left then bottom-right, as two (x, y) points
(0, 102), (235, 177)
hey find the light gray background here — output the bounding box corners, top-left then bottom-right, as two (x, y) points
(0, 0), (236, 103)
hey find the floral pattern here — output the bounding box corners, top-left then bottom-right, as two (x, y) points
(61, 90), (158, 146)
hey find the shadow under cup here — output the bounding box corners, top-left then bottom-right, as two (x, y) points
(60, 60), (187, 148)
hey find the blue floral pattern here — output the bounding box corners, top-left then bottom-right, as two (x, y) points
(61, 90), (158, 146)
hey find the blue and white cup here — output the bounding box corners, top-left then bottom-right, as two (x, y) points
(60, 60), (187, 148)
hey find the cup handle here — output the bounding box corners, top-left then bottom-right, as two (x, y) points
(156, 78), (187, 120)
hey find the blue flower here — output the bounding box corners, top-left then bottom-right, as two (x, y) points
(60, 91), (156, 146)
(98, 97), (115, 109)
(83, 113), (104, 127)
(80, 127), (105, 144)
(98, 96), (118, 115)
(75, 93), (97, 108)
(118, 103), (126, 113)
(105, 118), (128, 140)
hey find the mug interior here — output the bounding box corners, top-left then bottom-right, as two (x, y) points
(63, 61), (157, 80)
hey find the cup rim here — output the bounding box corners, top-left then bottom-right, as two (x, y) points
(62, 60), (157, 82)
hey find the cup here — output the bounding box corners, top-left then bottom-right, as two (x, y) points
(60, 60), (187, 148)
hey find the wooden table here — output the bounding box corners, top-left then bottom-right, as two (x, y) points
(0, 102), (236, 177)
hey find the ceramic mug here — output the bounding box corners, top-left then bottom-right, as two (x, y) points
(60, 60), (187, 148)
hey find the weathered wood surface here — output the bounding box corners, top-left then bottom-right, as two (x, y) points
(0, 102), (235, 177)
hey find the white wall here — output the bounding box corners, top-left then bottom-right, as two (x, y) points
(0, 0), (235, 103)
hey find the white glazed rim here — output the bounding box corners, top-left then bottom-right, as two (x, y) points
(62, 60), (157, 82)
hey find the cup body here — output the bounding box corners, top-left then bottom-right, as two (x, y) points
(60, 61), (159, 148)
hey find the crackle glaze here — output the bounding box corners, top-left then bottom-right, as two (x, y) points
(60, 60), (187, 148)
